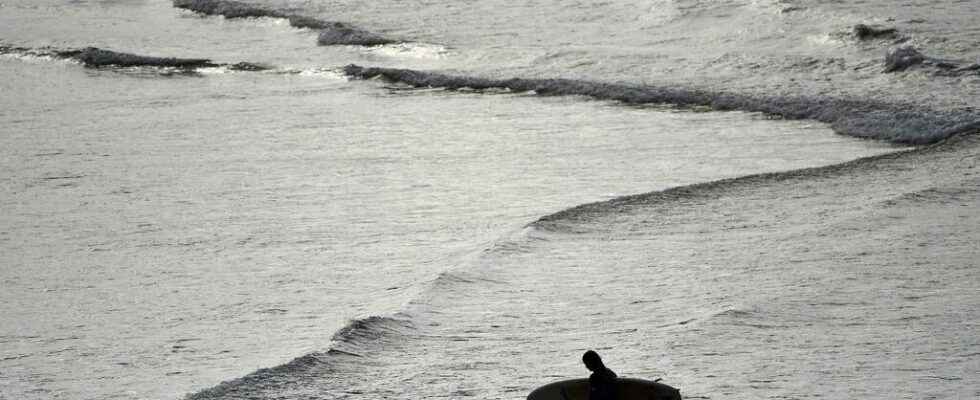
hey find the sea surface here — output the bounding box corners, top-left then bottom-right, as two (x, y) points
(1, 1), (978, 399)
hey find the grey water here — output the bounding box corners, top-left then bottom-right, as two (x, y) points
(1, 1), (978, 400)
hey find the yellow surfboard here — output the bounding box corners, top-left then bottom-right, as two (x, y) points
(527, 378), (681, 400)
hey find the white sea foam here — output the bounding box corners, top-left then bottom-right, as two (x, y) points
(196, 66), (230, 75)
(0, 52), (59, 64)
(292, 67), (347, 80)
(365, 42), (450, 59)
(807, 33), (846, 47)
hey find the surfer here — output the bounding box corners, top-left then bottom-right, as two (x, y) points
(582, 350), (618, 400)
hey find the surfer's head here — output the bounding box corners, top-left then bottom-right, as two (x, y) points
(582, 350), (604, 371)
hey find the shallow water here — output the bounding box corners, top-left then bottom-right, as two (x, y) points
(0, 54), (898, 399)
(1, 1), (977, 400)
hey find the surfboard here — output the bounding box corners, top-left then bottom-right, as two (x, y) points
(527, 378), (681, 400)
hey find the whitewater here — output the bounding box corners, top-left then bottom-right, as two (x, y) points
(0, 0), (977, 399)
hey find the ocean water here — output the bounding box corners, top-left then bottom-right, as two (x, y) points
(0, 1), (977, 400)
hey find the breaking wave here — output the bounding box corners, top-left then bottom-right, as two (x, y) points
(0, 45), (271, 72)
(878, 178), (980, 208)
(342, 65), (980, 145)
(172, 0), (396, 46)
(6, 43), (975, 145)
(187, 315), (414, 399)
(530, 133), (980, 233)
(185, 268), (518, 399)
(881, 45), (980, 75)
(0, 45), (59, 62)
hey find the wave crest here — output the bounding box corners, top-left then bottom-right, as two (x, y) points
(343, 64), (980, 145)
(187, 315), (413, 399)
(173, 0), (396, 46)
(1, 45), (273, 72)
